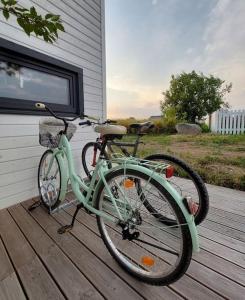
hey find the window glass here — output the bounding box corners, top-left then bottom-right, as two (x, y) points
(0, 61), (70, 105)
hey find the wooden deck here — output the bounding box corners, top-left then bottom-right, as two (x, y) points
(0, 184), (244, 300)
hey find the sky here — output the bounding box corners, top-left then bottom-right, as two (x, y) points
(105, 0), (245, 118)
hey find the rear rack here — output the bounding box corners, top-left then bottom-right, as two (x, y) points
(109, 153), (170, 174)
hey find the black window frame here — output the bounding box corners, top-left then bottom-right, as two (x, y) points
(0, 37), (84, 116)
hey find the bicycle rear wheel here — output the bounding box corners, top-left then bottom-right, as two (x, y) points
(143, 154), (209, 225)
(95, 168), (192, 286)
(82, 142), (111, 179)
(38, 149), (61, 210)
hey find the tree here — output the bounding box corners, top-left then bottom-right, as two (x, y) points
(0, 0), (64, 43)
(160, 71), (232, 123)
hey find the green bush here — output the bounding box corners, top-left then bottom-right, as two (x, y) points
(199, 123), (211, 133)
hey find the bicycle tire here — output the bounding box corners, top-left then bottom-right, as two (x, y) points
(82, 142), (111, 179)
(38, 149), (61, 210)
(144, 154), (209, 225)
(95, 167), (193, 285)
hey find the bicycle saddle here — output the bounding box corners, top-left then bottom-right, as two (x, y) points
(129, 121), (154, 133)
(94, 124), (127, 138)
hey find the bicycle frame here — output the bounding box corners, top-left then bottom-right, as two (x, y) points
(107, 134), (142, 157)
(87, 136), (200, 252)
(45, 134), (199, 252)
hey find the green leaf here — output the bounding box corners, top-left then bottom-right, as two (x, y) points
(56, 22), (65, 32)
(15, 7), (29, 12)
(45, 13), (53, 19)
(17, 17), (25, 29)
(30, 6), (37, 17)
(3, 8), (10, 20)
(7, 0), (17, 5)
(51, 15), (60, 21)
(46, 22), (56, 33)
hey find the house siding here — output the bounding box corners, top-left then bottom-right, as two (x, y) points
(0, 0), (106, 209)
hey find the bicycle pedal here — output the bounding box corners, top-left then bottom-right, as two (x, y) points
(57, 225), (72, 234)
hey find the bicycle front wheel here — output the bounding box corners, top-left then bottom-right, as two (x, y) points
(95, 168), (192, 286)
(38, 149), (61, 210)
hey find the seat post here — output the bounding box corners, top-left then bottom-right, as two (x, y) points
(99, 137), (108, 158)
(132, 134), (142, 157)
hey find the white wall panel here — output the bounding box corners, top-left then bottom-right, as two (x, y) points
(0, 0), (106, 208)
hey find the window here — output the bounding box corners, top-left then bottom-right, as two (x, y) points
(0, 38), (83, 116)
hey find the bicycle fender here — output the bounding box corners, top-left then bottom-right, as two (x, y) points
(53, 150), (68, 202)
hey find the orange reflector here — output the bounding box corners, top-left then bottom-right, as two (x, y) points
(123, 179), (135, 189)
(166, 166), (174, 178)
(141, 256), (155, 267)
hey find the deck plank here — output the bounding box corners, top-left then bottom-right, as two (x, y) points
(64, 204), (245, 288)
(0, 273), (26, 300)
(20, 200), (144, 300)
(0, 179), (244, 300)
(0, 209), (65, 300)
(22, 202), (149, 300)
(197, 226), (245, 254)
(62, 205), (234, 299)
(63, 207), (228, 300)
(34, 203), (184, 300)
(0, 238), (26, 300)
(205, 212), (245, 233)
(8, 204), (104, 300)
(201, 219), (245, 242)
(208, 207), (245, 225)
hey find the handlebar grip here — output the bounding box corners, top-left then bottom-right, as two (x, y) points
(35, 102), (46, 109)
(107, 119), (117, 124)
(79, 120), (91, 126)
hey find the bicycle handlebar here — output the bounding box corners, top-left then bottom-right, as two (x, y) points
(35, 102), (84, 123)
(35, 102), (117, 128)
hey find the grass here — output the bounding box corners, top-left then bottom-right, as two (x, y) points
(120, 133), (245, 191)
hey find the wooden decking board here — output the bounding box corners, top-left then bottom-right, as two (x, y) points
(8, 204), (104, 300)
(63, 208), (243, 299)
(197, 226), (245, 254)
(0, 182), (244, 300)
(59, 209), (226, 299)
(50, 205), (184, 300)
(64, 207), (245, 287)
(0, 238), (26, 300)
(208, 206), (245, 224)
(0, 273), (26, 300)
(205, 211), (245, 233)
(21, 200), (144, 300)
(201, 219), (245, 242)
(0, 209), (64, 300)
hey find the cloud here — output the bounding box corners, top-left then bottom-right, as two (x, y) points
(186, 48), (194, 55)
(107, 75), (164, 118)
(106, 0), (245, 118)
(200, 0), (245, 108)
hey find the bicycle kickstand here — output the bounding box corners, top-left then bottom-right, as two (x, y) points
(57, 203), (84, 234)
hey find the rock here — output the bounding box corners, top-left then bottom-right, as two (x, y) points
(176, 123), (201, 135)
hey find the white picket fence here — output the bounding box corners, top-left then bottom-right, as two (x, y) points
(211, 109), (245, 134)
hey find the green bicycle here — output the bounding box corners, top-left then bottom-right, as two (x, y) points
(35, 102), (199, 286)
